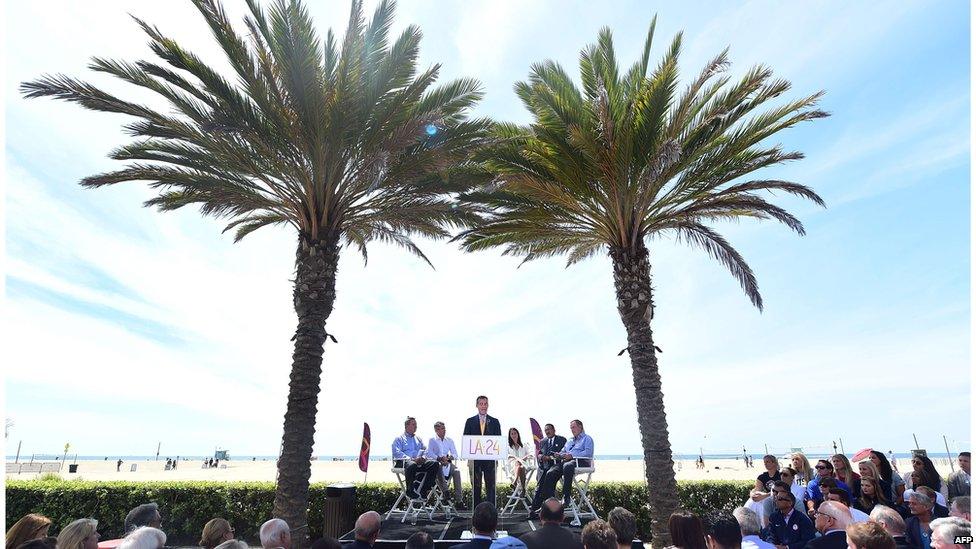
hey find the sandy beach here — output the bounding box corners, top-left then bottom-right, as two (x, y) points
(6, 457), (958, 484)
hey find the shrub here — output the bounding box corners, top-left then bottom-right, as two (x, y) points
(6, 479), (751, 543)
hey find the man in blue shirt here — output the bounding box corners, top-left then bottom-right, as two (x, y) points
(554, 419), (594, 506)
(392, 417), (439, 499)
(805, 461), (850, 517)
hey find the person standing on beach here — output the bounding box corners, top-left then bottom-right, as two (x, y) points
(117, 459), (123, 472)
(463, 395), (501, 506)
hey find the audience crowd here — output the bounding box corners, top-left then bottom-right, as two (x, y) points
(6, 451), (969, 549)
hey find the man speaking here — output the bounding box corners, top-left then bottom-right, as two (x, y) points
(463, 395), (501, 506)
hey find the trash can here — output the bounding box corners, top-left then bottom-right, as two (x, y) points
(322, 483), (356, 538)
(68, 464), (79, 473)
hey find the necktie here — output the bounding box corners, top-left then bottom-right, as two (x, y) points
(480, 418), (485, 435)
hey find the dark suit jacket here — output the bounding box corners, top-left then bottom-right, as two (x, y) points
(464, 414), (501, 437)
(344, 541), (373, 549)
(766, 510), (817, 549)
(449, 538), (493, 549)
(804, 531), (847, 549)
(906, 516), (932, 549)
(521, 523), (583, 549)
(537, 435), (568, 471)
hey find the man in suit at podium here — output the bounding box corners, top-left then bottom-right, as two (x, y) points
(464, 395), (501, 506)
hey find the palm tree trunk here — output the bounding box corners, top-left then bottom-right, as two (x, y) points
(611, 243), (679, 548)
(273, 234), (340, 549)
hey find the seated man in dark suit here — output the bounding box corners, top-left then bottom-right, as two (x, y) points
(521, 498), (583, 549)
(529, 423), (567, 514)
(805, 501), (852, 549)
(451, 502), (499, 549)
(766, 492), (816, 549)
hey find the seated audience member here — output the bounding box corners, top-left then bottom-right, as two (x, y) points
(868, 451), (904, 504)
(949, 496), (970, 521)
(580, 520), (617, 549)
(856, 477), (890, 514)
(761, 481), (802, 523)
(905, 456), (946, 499)
(791, 454), (815, 486)
(259, 519), (291, 549)
(747, 456), (783, 525)
(199, 518), (235, 549)
(668, 510), (708, 549)
(529, 423), (567, 514)
(857, 461), (894, 503)
(450, 502), (498, 549)
(845, 521), (895, 549)
(347, 511), (381, 549)
(57, 520), (100, 549)
(732, 507), (775, 549)
(806, 462), (851, 515)
(916, 486), (950, 518)
(405, 531), (435, 549)
(393, 417), (439, 499)
(824, 488), (869, 522)
(124, 504), (162, 535)
(703, 511), (742, 549)
(946, 452), (970, 500)
(13, 538), (56, 549)
(869, 506), (912, 549)
(607, 507), (642, 549)
(215, 541), (250, 549)
(806, 501), (852, 549)
(766, 492), (816, 549)
(490, 536), (527, 549)
(119, 527), (165, 549)
(521, 498), (582, 549)
(929, 517), (971, 549)
(831, 454), (861, 499)
(6, 514), (52, 549)
(905, 490), (937, 549)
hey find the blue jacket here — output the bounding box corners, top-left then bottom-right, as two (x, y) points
(765, 509), (817, 549)
(806, 477), (851, 507)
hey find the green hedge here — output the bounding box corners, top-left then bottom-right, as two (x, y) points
(6, 479), (751, 543)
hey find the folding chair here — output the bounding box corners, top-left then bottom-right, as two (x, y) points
(500, 457), (536, 516)
(386, 465), (431, 523)
(567, 459), (597, 527)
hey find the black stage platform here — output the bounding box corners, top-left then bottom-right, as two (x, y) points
(338, 513), (594, 548)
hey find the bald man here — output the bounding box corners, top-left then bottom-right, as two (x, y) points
(347, 511), (381, 549)
(805, 501), (852, 549)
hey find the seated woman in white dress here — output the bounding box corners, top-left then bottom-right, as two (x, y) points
(505, 427), (534, 494)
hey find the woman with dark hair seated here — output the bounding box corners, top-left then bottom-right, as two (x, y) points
(666, 510), (707, 549)
(869, 450), (905, 504)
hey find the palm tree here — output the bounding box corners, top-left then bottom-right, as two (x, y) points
(21, 0), (489, 542)
(455, 19), (826, 546)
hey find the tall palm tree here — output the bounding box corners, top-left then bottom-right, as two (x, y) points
(456, 19), (827, 546)
(21, 0), (489, 542)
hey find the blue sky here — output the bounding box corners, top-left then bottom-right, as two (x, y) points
(3, 0), (971, 459)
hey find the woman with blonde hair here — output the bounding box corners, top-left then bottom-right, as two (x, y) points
(199, 519), (234, 549)
(6, 514), (53, 549)
(790, 453), (814, 485)
(56, 519), (99, 549)
(831, 454), (861, 497)
(858, 460), (894, 502)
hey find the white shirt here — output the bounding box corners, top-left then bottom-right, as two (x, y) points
(742, 534), (777, 549)
(504, 444), (535, 477)
(425, 436), (459, 477)
(850, 507), (870, 523)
